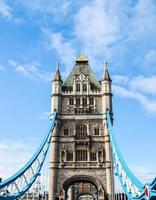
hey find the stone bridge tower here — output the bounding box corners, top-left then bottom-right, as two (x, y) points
(49, 55), (114, 200)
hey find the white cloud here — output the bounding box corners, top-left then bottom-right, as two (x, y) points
(132, 165), (156, 183)
(0, 0), (12, 19)
(130, 76), (156, 95)
(112, 75), (129, 85)
(132, 0), (156, 35)
(8, 59), (53, 82)
(0, 140), (32, 180)
(113, 84), (156, 113)
(42, 28), (77, 77)
(74, 0), (120, 51)
(18, 0), (71, 21)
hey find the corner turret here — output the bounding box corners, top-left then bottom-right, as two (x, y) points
(101, 61), (113, 113)
(51, 62), (62, 114)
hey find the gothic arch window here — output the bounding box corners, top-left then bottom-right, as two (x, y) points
(76, 124), (87, 136)
(83, 83), (87, 92)
(76, 83), (80, 92)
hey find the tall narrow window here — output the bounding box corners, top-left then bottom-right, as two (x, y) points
(67, 152), (73, 161)
(64, 128), (69, 135)
(94, 128), (99, 135)
(69, 97), (74, 105)
(76, 98), (80, 106)
(61, 151), (66, 162)
(98, 151), (103, 162)
(90, 152), (97, 161)
(83, 84), (87, 92)
(89, 97), (94, 105)
(82, 98), (87, 106)
(76, 84), (80, 92)
(76, 149), (87, 161)
(76, 124), (87, 135)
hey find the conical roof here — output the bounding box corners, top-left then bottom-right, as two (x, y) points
(103, 62), (112, 81)
(53, 61), (62, 82)
(103, 68), (111, 81)
(53, 69), (61, 81)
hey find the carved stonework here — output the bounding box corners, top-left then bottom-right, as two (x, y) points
(49, 56), (114, 200)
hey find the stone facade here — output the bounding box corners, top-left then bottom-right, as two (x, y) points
(49, 56), (114, 200)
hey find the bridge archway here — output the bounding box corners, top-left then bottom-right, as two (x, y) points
(63, 175), (105, 200)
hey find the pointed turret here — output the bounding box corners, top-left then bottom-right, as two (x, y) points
(101, 60), (113, 113)
(53, 62), (62, 82)
(103, 61), (112, 82)
(51, 61), (62, 114)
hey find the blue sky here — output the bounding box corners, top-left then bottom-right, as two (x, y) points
(0, 0), (156, 183)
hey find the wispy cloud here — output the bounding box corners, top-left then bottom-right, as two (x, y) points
(131, 165), (156, 183)
(0, 140), (33, 180)
(112, 75), (129, 85)
(113, 74), (156, 113)
(42, 28), (77, 78)
(8, 59), (53, 82)
(0, 0), (12, 19)
(74, 0), (120, 53)
(18, 0), (71, 22)
(129, 76), (156, 95)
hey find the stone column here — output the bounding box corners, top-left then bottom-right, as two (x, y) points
(105, 123), (113, 200)
(49, 123), (59, 200)
(68, 186), (74, 200)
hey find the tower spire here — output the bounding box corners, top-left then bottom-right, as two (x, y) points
(105, 59), (108, 69)
(103, 60), (111, 81)
(57, 59), (60, 71)
(53, 60), (62, 82)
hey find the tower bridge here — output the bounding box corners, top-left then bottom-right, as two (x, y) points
(0, 55), (156, 200)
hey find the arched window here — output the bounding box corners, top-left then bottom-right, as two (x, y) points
(76, 124), (87, 135)
(76, 83), (80, 92)
(83, 83), (87, 92)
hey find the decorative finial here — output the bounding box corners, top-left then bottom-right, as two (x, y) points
(105, 59), (108, 69)
(57, 59), (60, 71)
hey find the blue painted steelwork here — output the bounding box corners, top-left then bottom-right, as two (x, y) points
(106, 110), (156, 200)
(0, 112), (57, 200)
